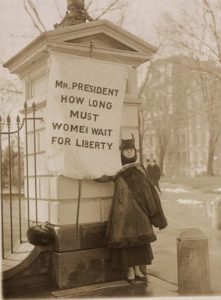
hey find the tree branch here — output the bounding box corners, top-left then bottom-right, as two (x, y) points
(95, 0), (122, 19)
(203, 0), (221, 61)
(54, 0), (63, 19)
(27, 0), (46, 31)
(23, 0), (43, 33)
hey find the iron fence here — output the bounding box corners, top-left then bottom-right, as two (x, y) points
(0, 102), (42, 258)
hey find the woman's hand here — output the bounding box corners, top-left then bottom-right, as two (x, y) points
(95, 175), (113, 183)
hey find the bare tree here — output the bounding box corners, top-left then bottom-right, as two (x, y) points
(198, 68), (221, 175)
(158, 0), (221, 175)
(0, 77), (22, 121)
(141, 60), (173, 173)
(23, 0), (126, 31)
(23, 0), (46, 33)
(137, 61), (153, 165)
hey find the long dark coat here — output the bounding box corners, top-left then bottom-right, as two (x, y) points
(105, 163), (167, 248)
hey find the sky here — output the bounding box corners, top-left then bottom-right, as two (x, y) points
(0, 0), (186, 69)
(0, 0), (200, 117)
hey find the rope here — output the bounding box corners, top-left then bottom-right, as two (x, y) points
(148, 272), (178, 286)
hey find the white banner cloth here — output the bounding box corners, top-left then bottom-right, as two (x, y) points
(45, 52), (127, 179)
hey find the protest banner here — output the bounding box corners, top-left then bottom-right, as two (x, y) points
(45, 52), (127, 179)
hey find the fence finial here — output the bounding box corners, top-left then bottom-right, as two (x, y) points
(16, 115), (20, 123)
(32, 102), (36, 111)
(7, 115), (11, 124)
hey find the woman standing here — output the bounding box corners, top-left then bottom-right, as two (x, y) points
(103, 136), (167, 284)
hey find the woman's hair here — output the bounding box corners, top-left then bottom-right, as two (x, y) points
(119, 136), (135, 151)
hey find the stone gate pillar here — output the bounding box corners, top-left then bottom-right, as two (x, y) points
(4, 19), (157, 288)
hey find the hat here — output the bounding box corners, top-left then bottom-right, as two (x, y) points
(119, 134), (135, 150)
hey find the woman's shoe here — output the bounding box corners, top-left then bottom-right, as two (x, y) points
(135, 275), (147, 282)
(126, 278), (137, 285)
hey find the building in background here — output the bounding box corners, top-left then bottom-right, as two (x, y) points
(142, 56), (221, 177)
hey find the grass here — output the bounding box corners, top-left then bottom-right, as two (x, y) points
(161, 175), (221, 194)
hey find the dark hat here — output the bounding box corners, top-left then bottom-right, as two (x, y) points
(119, 134), (135, 150)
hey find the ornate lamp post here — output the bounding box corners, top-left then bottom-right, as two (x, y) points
(54, 0), (93, 28)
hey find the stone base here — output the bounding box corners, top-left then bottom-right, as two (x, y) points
(3, 251), (52, 295)
(54, 222), (107, 252)
(177, 228), (211, 295)
(51, 248), (124, 289)
(52, 222), (124, 289)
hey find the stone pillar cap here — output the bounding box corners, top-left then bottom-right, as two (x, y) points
(178, 228), (206, 240)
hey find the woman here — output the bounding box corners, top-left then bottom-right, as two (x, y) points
(102, 136), (167, 284)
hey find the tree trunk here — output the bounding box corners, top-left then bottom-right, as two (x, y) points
(159, 147), (165, 175)
(206, 136), (215, 176)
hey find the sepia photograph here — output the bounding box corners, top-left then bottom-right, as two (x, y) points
(1, 0), (221, 299)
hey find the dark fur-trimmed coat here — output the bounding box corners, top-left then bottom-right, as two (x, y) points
(105, 163), (167, 248)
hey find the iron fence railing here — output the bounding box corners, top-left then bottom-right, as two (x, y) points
(0, 102), (42, 258)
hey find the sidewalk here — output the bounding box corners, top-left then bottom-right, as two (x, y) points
(151, 182), (221, 296)
(148, 224), (221, 296)
(50, 275), (178, 298)
(4, 181), (221, 299)
(4, 274), (178, 299)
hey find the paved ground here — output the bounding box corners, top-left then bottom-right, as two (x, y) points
(3, 181), (221, 299)
(50, 276), (178, 298)
(3, 275), (178, 299)
(153, 181), (221, 296)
